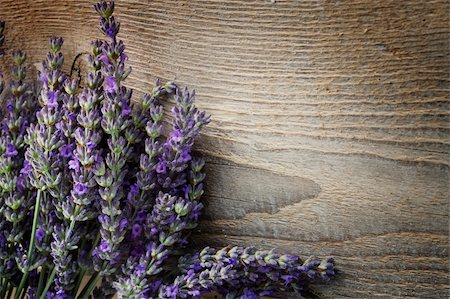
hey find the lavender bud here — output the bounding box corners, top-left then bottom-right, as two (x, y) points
(94, 0), (115, 19)
(49, 36), (64, 53)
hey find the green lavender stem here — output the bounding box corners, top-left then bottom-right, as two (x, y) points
(0, 279), (7, 298)
(73, 231), (101, 297)
(73, 268), (86, 297)
(38, 267), (56, 299)
(36, 266), (47, 297)
(15, 190), (42, 299)
(14, 271), (28, 299)
(77, 269), (102, 299)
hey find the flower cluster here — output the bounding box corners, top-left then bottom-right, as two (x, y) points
(159, 247), (335, 298)
(0, 2), (335, 299)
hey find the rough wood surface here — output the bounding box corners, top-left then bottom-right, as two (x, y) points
(0, 0), (449, 298)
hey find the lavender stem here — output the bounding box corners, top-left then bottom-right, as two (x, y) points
(73, 268), (87, 296)
(77, 269), (101, 299)
(15, 189), (42, 299)
(38, 267), (56, 299)
(36, 265), (46, 297)
(0, 280), (7, 298)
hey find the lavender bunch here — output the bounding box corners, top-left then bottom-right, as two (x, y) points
(0, 1), (335, 298)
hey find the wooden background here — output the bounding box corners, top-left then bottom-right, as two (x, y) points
(0, 0), (449, 298)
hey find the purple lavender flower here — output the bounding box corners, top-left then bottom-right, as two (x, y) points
(99, 53), (109, 65)
(156, 161), (167, 174)
(104, 76), (117, 93)
(68, 159), (80, 172)
(121, 99), (131, 116)
(0, 235), (5, 248)
(241, 290), (258, 299)
(4, 143), (18, 157)
(74, 183), (88, 196)
(128, 184), (139, 197)
(131, 224), (142, 239)
(35, 228), (45, 243)
(105, 27), (116, 40)
(0, 47), (41, 297)
(6, 102), (13, 112)
(54, 290), (70, 299)
(20, 160), (31, 175)
(90, 1), (135, 285)
(46, 90), (58, 108)
(99, 240), (111, 253)
(119, 219), (128, 231)
(49, 36), (64, 53)
(59, 144), (73, 158)
(23, 36), (72, 298)
(94, 0), (115, 18)
(86, 141), (96, 150)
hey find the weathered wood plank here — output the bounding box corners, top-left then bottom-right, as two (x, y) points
(0, 0), (449, 297)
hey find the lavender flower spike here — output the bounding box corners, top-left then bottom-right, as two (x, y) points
(21, 36), (67, 299)
(0, 49), (37, 290)
(83, 3), (133, 297)
(159, 247), (335, 298)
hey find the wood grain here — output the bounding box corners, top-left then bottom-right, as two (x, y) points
(0, 0), (449, 298)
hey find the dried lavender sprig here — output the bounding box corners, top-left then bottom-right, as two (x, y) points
(48, 40), (106, 298)
(129, 87), (166, 215)
(30, 36), (67, 267)
(66, 39), (106, 297)
(154, 88), (209, 251)
(21, 36), (66, 299)
(0, 50), (36, 289)
(156, 88), (210, 195)
(80, 2), (132, 297)
(126, 80), (177, 161)
(47, 78), (82, 298)
(158, 247), (335, 298)
(0, 50), (36, 297)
